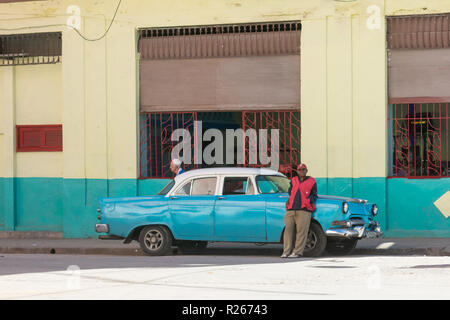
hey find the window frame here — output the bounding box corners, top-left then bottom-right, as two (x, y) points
(173, 176), (218, 196)
(255, 175), (290, 194)
(221, 176), (256, 196)
(388, 99), (450, 179)
(190, 177), (218, 196)
(174, 180), (192, 196)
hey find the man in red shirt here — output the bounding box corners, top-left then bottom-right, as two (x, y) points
(281, 163), (318, 258)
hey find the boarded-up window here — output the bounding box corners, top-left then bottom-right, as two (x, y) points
(387, 15), (450, 178)
(16, 125), (63, 152)
(387, 14), (450, 101)
(138, 22), (301, 112)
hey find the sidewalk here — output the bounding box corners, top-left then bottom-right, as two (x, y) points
(0, 237), (449, 256)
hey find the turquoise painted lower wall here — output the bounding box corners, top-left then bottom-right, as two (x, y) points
(0, 177), (448, 238)
(0, 177), (170, 238)
(386, 178), (450, 237)
(0, 179), (4, 229)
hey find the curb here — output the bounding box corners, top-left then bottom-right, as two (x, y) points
(0, 247), (449, 257)
(354, 247), (450, 257)
(0, 247), (143, 256)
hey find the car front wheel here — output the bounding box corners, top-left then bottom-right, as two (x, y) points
(139, 225), (173, 256)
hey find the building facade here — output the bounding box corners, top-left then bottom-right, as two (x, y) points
(0, 0), (449, 238)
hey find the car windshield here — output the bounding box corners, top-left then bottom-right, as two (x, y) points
(256, 175), (290, 194)
(158, 180), (175, 195)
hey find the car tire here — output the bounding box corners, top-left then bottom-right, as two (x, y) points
(177, 240), (208, 255)
(139, 225), (173, 256)
(303, 222), (327, 257)
(326, 239), (358, 256)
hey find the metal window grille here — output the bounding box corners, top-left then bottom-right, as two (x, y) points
(139, 112), (198, 178)
(387, 14), (450, 50)
(242, 111), (301, 178)
(389, 102), (450, 177)
(0, 32), (62, 66)
(138, 21), (301, 60)
(16, 125), (63, 152)
(139, 110), (301, 179)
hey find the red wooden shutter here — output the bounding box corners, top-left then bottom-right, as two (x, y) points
(16, 125), (63, 152)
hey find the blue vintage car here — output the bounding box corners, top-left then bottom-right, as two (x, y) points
(95, 168), (382, 256)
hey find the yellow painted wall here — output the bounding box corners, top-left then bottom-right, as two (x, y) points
(0, 67), (15, 179)
(15, 64), (63, 178)
(302, 0), (388, 179)
(0, 63), (63, 178)
(1, 0), (450, 180)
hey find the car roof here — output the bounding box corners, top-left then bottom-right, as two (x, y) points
(174, 167), (285, 182)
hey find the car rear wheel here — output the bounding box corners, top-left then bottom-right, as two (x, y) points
(303, 222), (327, 257)
(326, 239), (358, 256)
(139, 226), (173, 256)
(177, 240), (208, 255)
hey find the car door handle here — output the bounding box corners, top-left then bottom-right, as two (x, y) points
(278, 195), (289, 199)
(217, 196), (226, 200)
(170, 196), (179, 200)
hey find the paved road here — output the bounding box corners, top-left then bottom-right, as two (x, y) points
(0, 254), (449, 300)
(1, 238), (449, 256)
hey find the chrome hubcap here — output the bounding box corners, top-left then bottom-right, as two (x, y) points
(305, 231), (317, 250)
(144, 230), (163, 251)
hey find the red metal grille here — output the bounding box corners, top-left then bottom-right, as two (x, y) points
(139, 112), (198, 178)
(389, 102), (450, 177)
(139, 110), (301, 179)
(242, 111), (301, 177)
(16, 125), (63, 152)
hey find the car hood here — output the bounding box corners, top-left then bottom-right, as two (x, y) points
(318, 195), (368, 204)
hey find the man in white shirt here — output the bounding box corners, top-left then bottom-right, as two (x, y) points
(170, 159), (185, 176)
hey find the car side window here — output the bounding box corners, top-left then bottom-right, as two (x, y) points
(223, 177), (254, 195)
(191, 177), (217, 196)
(256, 175), (290, 194)
(174, 181), (192, 196)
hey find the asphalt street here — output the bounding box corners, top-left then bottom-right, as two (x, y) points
(0, 253), (448, 300)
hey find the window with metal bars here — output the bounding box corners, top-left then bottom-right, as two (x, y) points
(138, 21), (301, 60)
(139, 21), (301, 38)
(242, 111), (301, 177)
(0, 32), (62, 66)
(389, 102), (450, 177)
(139, 112), (198, 178)
(139, 111), (301, 179)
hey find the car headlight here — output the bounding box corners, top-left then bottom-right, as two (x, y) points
(103, 203), (115, 213)
(372, 204), (378, 216)
(342, 202), (349, 214)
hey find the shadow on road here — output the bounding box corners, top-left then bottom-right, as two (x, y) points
(0, 245), (330, 277)
(0, 242), (386, 277)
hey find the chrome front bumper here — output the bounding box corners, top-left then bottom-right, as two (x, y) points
(326, 219), (382, 239)
(95, 224), (109, 233)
